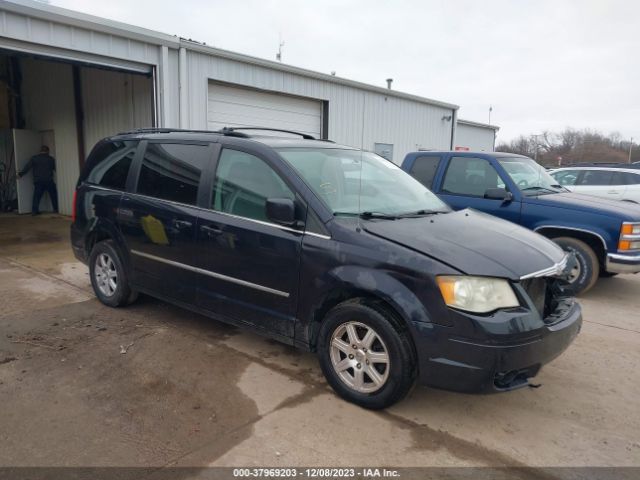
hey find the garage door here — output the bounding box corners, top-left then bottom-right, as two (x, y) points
(207, 83), (323, 138)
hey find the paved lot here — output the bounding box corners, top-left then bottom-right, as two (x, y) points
(1, 214), (639, 470)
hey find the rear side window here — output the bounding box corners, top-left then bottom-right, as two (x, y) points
(578, 170), (613, 186)
(85, 140), (137, 190)
(626, 172), (640, 185)
(614, 171), (640, 185)
(409, 156), (441, 189)
(136, 143), (211, 205)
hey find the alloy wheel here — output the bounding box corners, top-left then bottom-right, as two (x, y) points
(330, 321), (390, 393)
(94, 253), (118, 297)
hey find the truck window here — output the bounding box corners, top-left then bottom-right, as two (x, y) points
(441, 157), (502, 197)
(409, 156), (440, 189)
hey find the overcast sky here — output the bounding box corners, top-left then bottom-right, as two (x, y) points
(53, 0), (639, 143)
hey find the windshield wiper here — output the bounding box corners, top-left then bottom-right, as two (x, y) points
(521, 186), (559, 194)
(360, 211), (398, 220)
(396, 209), (448, 218)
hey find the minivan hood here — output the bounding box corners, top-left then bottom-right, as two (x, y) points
(363, 209), (566, 280)
(523, 192), (640, 219)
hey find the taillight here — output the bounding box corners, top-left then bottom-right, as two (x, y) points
(72, 190), (78, 222)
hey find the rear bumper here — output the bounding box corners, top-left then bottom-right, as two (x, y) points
(413, 301), (582, 393)
(606, 252), (640, 274)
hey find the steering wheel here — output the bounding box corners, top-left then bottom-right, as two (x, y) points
(517, 179), (529, 188)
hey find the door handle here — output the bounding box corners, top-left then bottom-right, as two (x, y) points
(172, 219), (193, 229)
(607, 190), (618, 194)
(200, 224), (223, 236)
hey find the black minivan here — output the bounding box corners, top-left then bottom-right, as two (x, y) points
(71, 128), (582, 409)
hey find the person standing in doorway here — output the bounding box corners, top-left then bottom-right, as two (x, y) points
(18, 145), (59, 215)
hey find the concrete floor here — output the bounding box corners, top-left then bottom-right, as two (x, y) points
(1, 214), (639, 469)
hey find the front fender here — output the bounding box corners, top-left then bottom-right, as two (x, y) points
(296, 264), (446, 352)
(532, 223), (612, 253)
(327, 265), (434, 325)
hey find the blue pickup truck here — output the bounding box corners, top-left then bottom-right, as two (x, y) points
(401, 151), (640, 295)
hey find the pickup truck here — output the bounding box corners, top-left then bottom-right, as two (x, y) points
(401, 151), (640, 295)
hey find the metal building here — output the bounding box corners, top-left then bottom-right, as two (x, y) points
(0, 0), (493, 215)
(454, 119), (499, 152)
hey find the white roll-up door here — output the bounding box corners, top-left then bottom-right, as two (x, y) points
(207, 83), (323, 138)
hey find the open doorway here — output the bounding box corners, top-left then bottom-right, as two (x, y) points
(0, 53), (154, 216)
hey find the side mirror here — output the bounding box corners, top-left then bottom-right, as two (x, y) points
(484, 188), (513, 202)
(266, 198), (296, 226)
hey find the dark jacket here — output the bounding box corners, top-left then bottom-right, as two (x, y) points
(20, 153), (56, 183)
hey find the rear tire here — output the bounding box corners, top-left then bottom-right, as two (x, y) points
(89, 240), (134, 307)
(317, 299), (416, 409)
(552, 237), (599, 295)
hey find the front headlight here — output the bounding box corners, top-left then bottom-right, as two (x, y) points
(619, 223), (640, 251)
(436, 275), (520, 313)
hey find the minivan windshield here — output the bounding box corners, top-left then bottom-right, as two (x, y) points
(498, 156), (565, 195)
(277, 148), (449, 216)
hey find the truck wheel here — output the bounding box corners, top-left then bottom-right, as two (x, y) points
(317, 299), (416, 409)
(552, 237), (599, 295)
(89, 240), (134, 307)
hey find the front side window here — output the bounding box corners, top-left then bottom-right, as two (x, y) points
(136, 143), (210, 205)
(552, 170), (579, 186)
(410, 156), (441, 189)
(85, 140), (137, 190)
(442, 157), (504, 197)
(212, 149), (294, 222)
(277, 148), (448, 216)
(578, 170), (613, 186)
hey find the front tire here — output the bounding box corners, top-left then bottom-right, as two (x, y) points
(89, 240), (134, 307)
(552, 237), (599, 295)
(317, 299), (416, 409)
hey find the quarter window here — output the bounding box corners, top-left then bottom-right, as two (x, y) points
(136, 143), (210, 205)
(441, 157), (504, 196)
(409, 156), (441, 189)
(85, 140), (137, 190)
(212, 149), (294, 222)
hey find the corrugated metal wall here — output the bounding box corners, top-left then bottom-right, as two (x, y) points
(18, 57), (153, 215)
(82, 67), (153, 151)
(455, 123), (496, 151)
(184, 51), (454, 164)
(0, 7), (160, 70)
(20, 57), (78, 215)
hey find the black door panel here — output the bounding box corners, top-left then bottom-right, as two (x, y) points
(195, 147), (303, 337)
(119, 195), (199, 302)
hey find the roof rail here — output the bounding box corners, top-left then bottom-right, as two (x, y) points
(219, 127), (316, 140)
(116, 127), (222, 136)
(116, 126), (318, 140)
